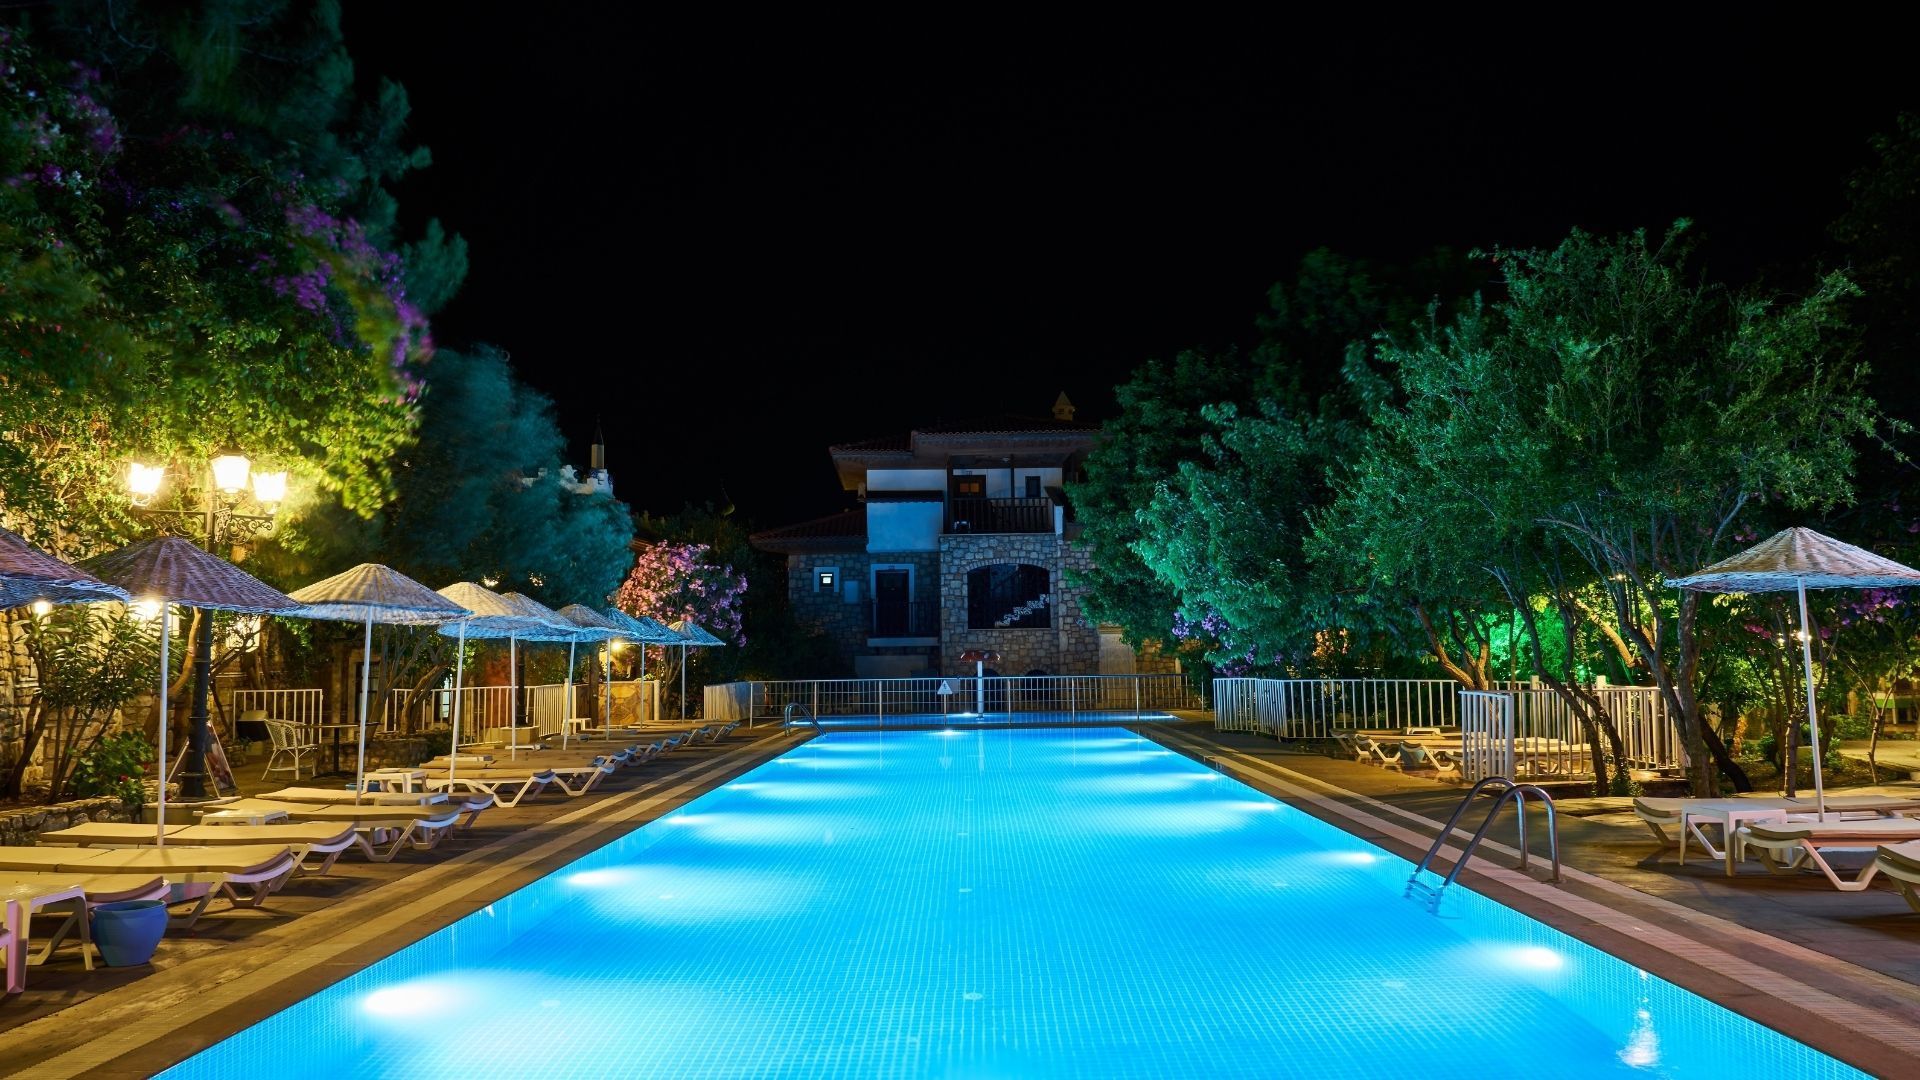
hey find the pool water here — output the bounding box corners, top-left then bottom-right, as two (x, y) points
(159, 727), (1862, 1079)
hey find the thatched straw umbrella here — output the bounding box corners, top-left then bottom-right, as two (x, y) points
(287, 565), (468, 802)
(434, 582), (558, 775)
(79, 537), (299, 843)
(1669, 527), (1920, 816)
(0, 526), (130, 608)
(667, 620), (725, 720)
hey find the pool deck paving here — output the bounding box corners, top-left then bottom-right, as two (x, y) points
(1149, 719), (1920, 1078)
(6, 718), (1920, 1076)
(0, 725), (804, 1079)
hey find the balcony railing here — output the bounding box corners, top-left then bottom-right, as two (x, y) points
(946, 496), (1054, 534)
(868, 599), (940, 638)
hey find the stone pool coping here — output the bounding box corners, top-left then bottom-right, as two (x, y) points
(1144, 724), (1920, 1078)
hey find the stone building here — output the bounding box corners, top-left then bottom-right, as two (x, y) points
(752, 396), (1173, 679)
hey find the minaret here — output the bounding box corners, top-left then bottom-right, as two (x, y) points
(589, 419), (611, 495)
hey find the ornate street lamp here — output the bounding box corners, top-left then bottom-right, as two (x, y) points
(122, 451), (287, 798)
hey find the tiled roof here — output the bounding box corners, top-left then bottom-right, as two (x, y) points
(748, 509), (868, 552)
(830, 415), (1100, 455)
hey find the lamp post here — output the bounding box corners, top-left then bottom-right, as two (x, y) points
(124, 451), (286, 798)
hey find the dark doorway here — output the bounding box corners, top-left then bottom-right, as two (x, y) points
(873, 569), (910, 636)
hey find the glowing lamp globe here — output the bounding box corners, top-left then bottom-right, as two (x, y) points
(251, 470), (289, 506)
(211, 453), (252, 494)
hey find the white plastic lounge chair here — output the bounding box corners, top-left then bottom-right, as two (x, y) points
(1736, 818), (1920, 891)
(2, 898), (20, 994)
(205, 799), (467, 860)
(262, 786), (448, 806)
(0, 872), (170, 984)
(1635, 780), (1920, 857)
(421, 769), (557, 808)
(1873, 840), (1920, 911)
(38, 822), (360, 877)
(0, 846), (297, 930)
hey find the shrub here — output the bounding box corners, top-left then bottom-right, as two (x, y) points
(70, 730), (154, 813)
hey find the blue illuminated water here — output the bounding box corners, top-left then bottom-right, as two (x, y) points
(159, 728), (1863, 1078)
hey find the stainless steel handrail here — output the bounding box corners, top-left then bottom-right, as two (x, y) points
(783, 701), (820, 734)
(1405, 775), (1560, 910)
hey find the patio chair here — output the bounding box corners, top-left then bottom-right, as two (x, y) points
(200, 799), (470, 860)
(261, 717), (321, 781)
(38, 822), (360, 878)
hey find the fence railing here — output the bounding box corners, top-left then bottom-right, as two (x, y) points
(1459, 685), (1680, 781)
(866, 600), (939, 638)
(1459, 690), (1516, 780)
(946, 496), (1055, 534)
(1218, 677), (1685, 782)
(382, 681), (661, 735)
(1212, 678), (1459, 738)
(229, 688), (325, 728)
(706, 674), (1204, 727)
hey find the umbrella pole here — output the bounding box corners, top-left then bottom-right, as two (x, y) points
(156, 602), (170, 847)
(449, 619), (468, 787)
(510, 634), (519, 762)
(563, 637), (576, 751)
(639, 644), (647, 723)
(680, 643), (687, 720)
(1798, 579), (1826, 819)
(603, 643), (613, 733)
(355, 614), (373, 805)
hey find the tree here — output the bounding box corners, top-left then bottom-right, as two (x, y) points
(615, 540), (748, 712)
(1346, 225), (1880, 795)
(1071, 250), (1473, 670)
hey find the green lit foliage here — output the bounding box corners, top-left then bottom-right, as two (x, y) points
(1080, 250), (1473, 675)
(1345, 224), (1879, 794)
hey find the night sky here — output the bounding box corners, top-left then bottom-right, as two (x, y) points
(343, 14), (1916, 528)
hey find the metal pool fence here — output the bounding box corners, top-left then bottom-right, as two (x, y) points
(1212, 679), (1459, 738)
(378, 681), (661, 735)
(1458, 686), (1679, 781)
(1217, 677), (1685, 782)
(706, 674), (1205, 727)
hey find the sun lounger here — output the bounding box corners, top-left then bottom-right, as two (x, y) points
(204, 799), (468, 859)
(0, 845), (297, 930)
(261, 786), (447, 806)
(38, 822), (360, 877)
(1736, 818), (1920, 891)
(1634, 793), (1920, 871)
(1873, 841), (1920, 911)
(0, 871), (170, 986)
(420, 769), (557, 808)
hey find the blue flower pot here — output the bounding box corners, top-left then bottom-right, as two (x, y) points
(91, 899), (168, 967)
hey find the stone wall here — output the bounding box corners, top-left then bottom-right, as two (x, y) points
(939, 533), (1102, 675)
(787, 552), (874, 660)
(0, 795), (133, 846)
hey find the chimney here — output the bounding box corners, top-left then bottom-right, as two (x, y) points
(1051, 391), (1076, 422)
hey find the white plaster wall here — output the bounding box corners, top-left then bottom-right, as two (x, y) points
(867, 468), (947, 491)
(867, 503), (941, 552)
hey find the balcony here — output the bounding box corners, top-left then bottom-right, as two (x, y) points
(945, 496), (1055, 534)
(868, 599), (940, 640)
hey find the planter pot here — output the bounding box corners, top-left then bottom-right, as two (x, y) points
(91, 899), (168, 967)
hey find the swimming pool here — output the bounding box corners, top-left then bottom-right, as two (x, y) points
(159, 727), (1862, 1078)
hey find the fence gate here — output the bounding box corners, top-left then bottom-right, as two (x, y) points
(1459, 690), (1515, 781)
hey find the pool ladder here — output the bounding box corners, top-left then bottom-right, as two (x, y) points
(1405, 776), (1560, 911)
(783, 702), (820, 734)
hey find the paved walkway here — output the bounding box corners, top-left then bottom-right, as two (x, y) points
(0, 726), (800, 1078)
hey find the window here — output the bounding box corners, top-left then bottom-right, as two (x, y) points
(951, 474), (985, 498)
(1024, 475), (1042, 499)
(966, 564), (1051, 629)
(815, 567), (838, 592)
